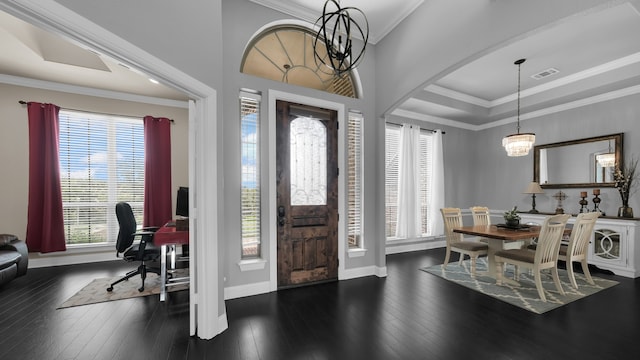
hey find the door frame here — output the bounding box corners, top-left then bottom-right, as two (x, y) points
(0, 0), (223, 340)
(268, 90), (346, 291)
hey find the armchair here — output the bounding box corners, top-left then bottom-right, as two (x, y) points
(0, 234), (28, 287)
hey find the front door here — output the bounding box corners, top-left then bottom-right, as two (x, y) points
(276, 100), (339, 288)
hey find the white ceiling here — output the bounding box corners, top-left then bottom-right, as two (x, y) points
(2, 1), (640, 129)
(0, 10), (188, 101)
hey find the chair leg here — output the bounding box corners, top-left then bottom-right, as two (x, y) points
(567, 261), (578, 289)
(458, 254), (464, 265)
(470, 256), (476, 277)
(534, 271), (547, 302)
(495, 261), (503, 286)
(551, 268), (565, 296)
(443, 248), (452, 267)
(107, 267), (141, 291)
(581, 260), (595, 285)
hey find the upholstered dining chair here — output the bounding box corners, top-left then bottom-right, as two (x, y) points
(441, 208), (488, 276)
(559, 212), (600, 289)
(494, 213), (571, 302)
(470, 206), (491, 243)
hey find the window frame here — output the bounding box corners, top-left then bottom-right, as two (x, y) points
(385, 123), (436, 240)
(347, 111), (364, 249)
(58, 109), (145, 246)
(240, 91), (262, 259)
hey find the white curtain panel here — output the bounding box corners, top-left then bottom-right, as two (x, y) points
(395, 124), (421, 238)
(428, 130), (445, 236)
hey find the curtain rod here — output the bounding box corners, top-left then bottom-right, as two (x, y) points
(18, 100), (174, 123)
(386, 121), (445, 134)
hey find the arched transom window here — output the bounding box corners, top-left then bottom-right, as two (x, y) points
(241, 25), (359, 98)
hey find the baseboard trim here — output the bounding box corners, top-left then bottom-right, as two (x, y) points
(386, 239), (445, 255)
(224, 281), (272, 300)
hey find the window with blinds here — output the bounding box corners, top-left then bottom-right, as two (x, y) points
(58, 110), (144, 245)
(385, 123), (435, 239)
(347, 111), (363, 248)
(240, 91), (261, 258)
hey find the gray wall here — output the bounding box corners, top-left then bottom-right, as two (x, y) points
(473, 93), (640, 216)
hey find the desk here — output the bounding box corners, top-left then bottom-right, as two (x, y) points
(154, 222), (189, 301)
(453, 225), (540, 282)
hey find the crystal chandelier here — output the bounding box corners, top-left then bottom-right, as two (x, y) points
(596, 153), (615, 167)
(503, 59), (535, 156)
(313, 0), (369, 78)
(596, 140), (615, 167)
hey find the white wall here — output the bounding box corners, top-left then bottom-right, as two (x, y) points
(374, 0), (612, 118)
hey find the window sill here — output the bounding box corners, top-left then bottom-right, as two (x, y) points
(347, 248), (367, 258)
(238, 258), (267, 272)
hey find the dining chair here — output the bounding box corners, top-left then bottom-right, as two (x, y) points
(559, 212), (600, 288)
(470, 206), (491, 243)
(441, 208), (488, 276)
(494, 213), (571, 302)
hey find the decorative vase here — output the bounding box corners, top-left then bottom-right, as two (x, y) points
(505, 218), (520, 227)
(618, 206), (634, 218)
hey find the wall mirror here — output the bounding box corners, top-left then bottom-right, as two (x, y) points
(533, 133), (624, 188)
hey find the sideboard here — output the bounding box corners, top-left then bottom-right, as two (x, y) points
(519, 213), (639, 278)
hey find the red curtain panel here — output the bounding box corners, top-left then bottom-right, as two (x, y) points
(26, 102), (66, 253)
(143, 116), (173, 227)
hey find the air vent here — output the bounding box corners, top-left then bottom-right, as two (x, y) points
(531, 68), (559, 80)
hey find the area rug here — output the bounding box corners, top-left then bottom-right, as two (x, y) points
(420, 259), (618, 314)
(58, 269), (189, 309)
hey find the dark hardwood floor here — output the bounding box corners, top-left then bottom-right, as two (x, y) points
(0, 248), (638, 360)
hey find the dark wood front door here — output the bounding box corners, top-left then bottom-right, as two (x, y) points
(276, 100), (339, 288)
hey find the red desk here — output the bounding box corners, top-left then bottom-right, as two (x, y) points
(155, 222), (189, 301)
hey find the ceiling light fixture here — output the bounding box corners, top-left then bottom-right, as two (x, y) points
(313, 0), (369, 78)
(503, 58), (535, 157)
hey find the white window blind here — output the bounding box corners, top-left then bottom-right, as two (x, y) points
(385, 123), (435, 239)
(347, 111), (363, 248)
(58, 110), (144, 245)
(385, 126), (400, 238)
(240, 91), (261, 258)
(419, 134), (434, 235)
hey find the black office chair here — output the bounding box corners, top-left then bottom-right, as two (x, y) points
(107, 202), (161, 292)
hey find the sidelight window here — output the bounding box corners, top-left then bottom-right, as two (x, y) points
(240, 91), (262, 258)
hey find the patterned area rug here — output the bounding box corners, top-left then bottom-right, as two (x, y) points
(58, 269), (189, 309)
(420, 259), (618, 314)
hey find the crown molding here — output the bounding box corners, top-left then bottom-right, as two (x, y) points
(0, 74), (188, 108)
(249, 0), (424, 44)
(395, 83), (640, 131)
(426, 84), (492, 108)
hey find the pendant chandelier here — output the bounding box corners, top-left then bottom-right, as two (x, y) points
(503, 58), (535, 157)
(313, 0), (369, 78)
(596, 153), (616, 167)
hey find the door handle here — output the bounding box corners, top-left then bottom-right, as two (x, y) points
(278, 206), (285, 226)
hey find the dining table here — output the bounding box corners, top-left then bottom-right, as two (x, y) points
(453, 224), (542, 283)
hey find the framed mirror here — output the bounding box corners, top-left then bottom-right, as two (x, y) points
(534, 133), (624, 188)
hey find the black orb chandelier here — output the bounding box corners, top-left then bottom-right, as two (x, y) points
(313, 0), (369, 77)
